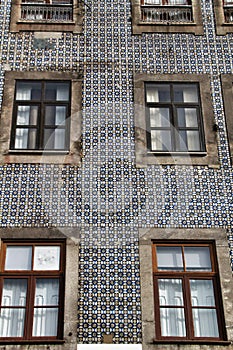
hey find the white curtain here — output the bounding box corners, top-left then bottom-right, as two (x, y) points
(15, 84), (38, 149)
(159, 279), (186, 337)
(0, 279), (27, 337)
(16, 85), (31, 100)
(33, 279), (59, 337)
(190, 280), (219, 337)
(176, 85), (200, 151)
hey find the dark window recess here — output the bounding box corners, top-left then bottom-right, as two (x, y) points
(140, 0), (193, 23)
(11, 81), (70, 151)
(21, 0), (73, 22)
(223, 0), (233, 23)
(0, 241), (65, 340)
(152, 243), (227, 341)
(145, 83), (205, 153)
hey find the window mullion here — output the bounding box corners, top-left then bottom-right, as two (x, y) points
(170, 84), (176, 151)
(38, 82), (45, 149)
(24, 275), (34, 339)
(183, 276), (194, 339)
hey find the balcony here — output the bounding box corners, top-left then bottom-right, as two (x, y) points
(141, 5), (193, 23)
(21, 1), (73, 21)
(224, 6), (233, 23)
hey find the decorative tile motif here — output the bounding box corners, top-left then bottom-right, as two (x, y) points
(0, 0), (232, 344)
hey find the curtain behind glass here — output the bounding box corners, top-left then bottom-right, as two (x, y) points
(190, 280), (219, 337)
(0, 279), (27, 337)
(158, 279), (186, 336)
(33, 279), (59, 336)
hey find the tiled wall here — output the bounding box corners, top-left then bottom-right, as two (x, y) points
(0, 0), (233, 344)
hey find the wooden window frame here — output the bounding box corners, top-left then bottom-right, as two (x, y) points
(0, 240), (65, 341)
(134, 73), (219, 167)
(152, 242), (227, 341)
(0, 71), (82, 164)
(145, 82), (205, 153)
(10, 80), (71, 152)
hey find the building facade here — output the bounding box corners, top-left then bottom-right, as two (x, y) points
(0, 0), (233, 349)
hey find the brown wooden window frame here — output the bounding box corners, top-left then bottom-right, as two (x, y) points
(145, 82), (206, 154)
(152, 242), (227, 341)
(10, 80), (71, 152)
(0, 240), (65, 341)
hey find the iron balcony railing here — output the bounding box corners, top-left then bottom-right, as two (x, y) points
(141, 5), (193, 23)
(21, 2), (73, 21)
(224, 6), (233, 23)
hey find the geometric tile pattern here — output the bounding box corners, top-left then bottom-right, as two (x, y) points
(0, 0), (232, 344)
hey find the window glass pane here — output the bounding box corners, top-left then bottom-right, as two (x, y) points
(173, 84), (198, 103)
(33, 308), (58, 336)
(43, 129), (66, 149)
(190, 280), (215, 306)
(5, 247), (32, 270)
(33, 279), (59, 336)
(146, 84), (170, 102)
(151, 130), (171, 151)
(160, 308), (186, 337)
(184, 247), (212, 271)
(16, 82), (41, 101)
(149, 108), (170, 127)
(15, 129), (37, 149)
(2, 279), (27, 306)
(0, 279), (27, 338)
(16, 106), (38, 126)
(157, 246), (183, 270)
(178, 130), (200, 151)
(45, 82), (69, 101)
(45, 106), (66, 125)
(158, 279), (184, 305)
(34, 279), (59, 306)
(177, 108), (198, 127)
(34, 246), (60, 270)
(0, 308), (25, 337)
(192, 309), (219, 337)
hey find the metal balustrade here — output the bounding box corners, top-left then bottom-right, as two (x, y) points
(224, 7), (233, 23)
(21, 3), (73, 21)
(141, 6), (193, 23)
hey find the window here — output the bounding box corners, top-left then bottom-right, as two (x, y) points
(153, 243), (226, 340)
(145, 83), (204, 153)
(223, 0), (233, 22)
(141, 0), (193, 23)
(10, 0), (82, 32)
(11, 80), (70, 151)
(134, 74), (219, 167)
(0, 241), (64, 340)
(21, 0), (73, 21)
(131, 0), (203, 34)
(214, 0), (233, 34)
(0, 71), (82, 164)
(139, 229), (233, 346)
